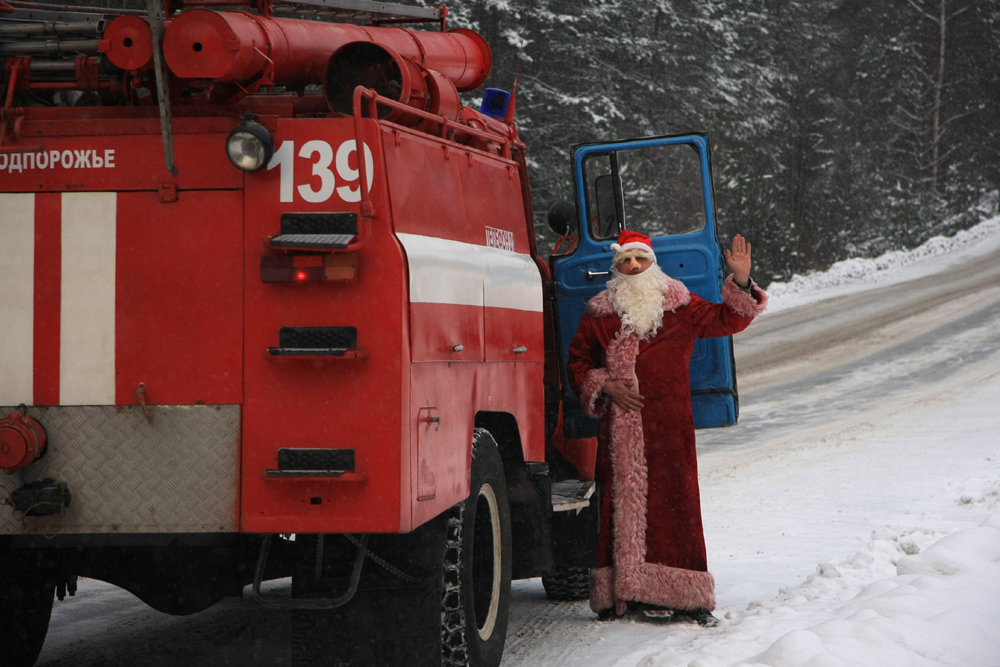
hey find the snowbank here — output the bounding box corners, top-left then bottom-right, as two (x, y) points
(643, 517), (1000, 667)
(764, 215), (1000, 314)
(738, 516), (1000, 667)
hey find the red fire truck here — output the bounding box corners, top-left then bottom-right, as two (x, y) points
(0, 1), (741, 665)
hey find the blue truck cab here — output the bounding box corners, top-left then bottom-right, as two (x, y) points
(550, 133), (740, 440)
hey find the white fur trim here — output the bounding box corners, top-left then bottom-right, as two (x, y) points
(585, 291), (616, 317)
(580, 368), (611, 419)
(589, 564), (716, 612)
(590, 567), (615, 613)
(721, 274), (768, 317)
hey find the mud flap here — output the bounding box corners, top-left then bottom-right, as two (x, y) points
(509, 461), (554, 580)
(550, 485), (600, 570)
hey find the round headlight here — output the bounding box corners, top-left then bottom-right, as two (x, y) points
(226, 121), (274, 172)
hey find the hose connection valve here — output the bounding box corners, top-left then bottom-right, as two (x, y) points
(0, 412), (47, 474)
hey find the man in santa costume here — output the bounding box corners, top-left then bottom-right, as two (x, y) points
(566, 230), (767, 625)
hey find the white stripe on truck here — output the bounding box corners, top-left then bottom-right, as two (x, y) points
(397, 233), (485, 307)
(397, 233), (542, 312)
(479, 247), (544, 313)
(60, 192), (116, 405)
(0, 193), (35, 405)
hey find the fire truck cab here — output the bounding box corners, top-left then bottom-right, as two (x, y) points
(0, 2), (736, 666)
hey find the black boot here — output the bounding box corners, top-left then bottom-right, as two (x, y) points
(672, 608), (719, 627)
(596, 608), (619, 621)
(628, 602), (673, 621)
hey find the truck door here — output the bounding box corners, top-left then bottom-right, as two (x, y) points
(551, 133), (738, 438)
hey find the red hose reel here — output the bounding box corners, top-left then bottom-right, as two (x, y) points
(0, 412), (47, 474)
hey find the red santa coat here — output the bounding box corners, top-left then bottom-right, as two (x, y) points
(567, 274), (767, 614)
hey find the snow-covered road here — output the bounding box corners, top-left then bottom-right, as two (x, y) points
(35, 218), (1000, 666)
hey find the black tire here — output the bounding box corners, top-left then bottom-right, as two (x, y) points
(442, 428), (512, 667)
(0, 570), (55, 667)
(541, 566), (591, 601)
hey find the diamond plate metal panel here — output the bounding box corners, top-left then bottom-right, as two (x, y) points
(0, 405), (240, 535)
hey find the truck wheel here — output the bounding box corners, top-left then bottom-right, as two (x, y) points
(442, 429), (511, 667)
(0, 572), (55, 667)
(542, 566), (591, 601)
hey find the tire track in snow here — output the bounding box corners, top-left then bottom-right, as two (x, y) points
(501, 591), (596, 666)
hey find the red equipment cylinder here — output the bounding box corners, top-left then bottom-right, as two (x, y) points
(0, 412), (47, 475)
(102, 15), (158, 71)
(323, 41), (462, 126)
(162, 9), (490, 92)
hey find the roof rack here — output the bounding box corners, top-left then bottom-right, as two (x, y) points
(0, 1), (445, 26)
(0, 2), (143, 21)
(270, 0), (444, 25)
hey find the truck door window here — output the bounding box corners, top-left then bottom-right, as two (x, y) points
(593, 174), (622, 239)
(583, 143), (706, 240)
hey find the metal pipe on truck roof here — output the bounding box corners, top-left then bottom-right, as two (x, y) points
(0, 38), (100, 55)
(0, 20), (102, 36)
(28, 59), (81, 72)
(162, 9), (490, 92)
(3, 1), (144, 15)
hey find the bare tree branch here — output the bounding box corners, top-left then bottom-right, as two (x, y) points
(941, 109), (980, 127)
(948, 0), (984, 21)
(902, 0), (940, 24)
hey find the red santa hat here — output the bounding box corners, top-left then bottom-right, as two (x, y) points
(610, 230), (655, 261)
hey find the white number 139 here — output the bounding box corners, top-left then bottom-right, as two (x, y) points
(268, 139), (374, 204)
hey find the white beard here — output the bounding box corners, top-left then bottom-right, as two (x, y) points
(606, 263), (671, 341)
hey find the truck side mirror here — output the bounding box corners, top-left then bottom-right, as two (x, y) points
(547, 200), (577, 237)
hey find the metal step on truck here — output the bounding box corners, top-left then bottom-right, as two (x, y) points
(0, 1), (742, 665)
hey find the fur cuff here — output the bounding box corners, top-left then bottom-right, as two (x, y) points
(579, 368), (611, 419)
(632, 563), (716, 611)
(722, 274), (768, 317)
(588, 564), (716, 612)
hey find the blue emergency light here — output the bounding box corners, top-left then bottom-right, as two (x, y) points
(479, 89), (511, 120)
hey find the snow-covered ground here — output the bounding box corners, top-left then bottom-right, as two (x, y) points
(500, 215), (1000, 667)
(646, 366), (1000, 666)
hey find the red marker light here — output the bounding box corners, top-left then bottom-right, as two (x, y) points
(259, 253), (359, 283)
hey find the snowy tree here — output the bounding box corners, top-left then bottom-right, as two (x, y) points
(34, 0), (998, 280)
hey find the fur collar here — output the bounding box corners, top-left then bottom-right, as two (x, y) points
(586, 277), (691, 318)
